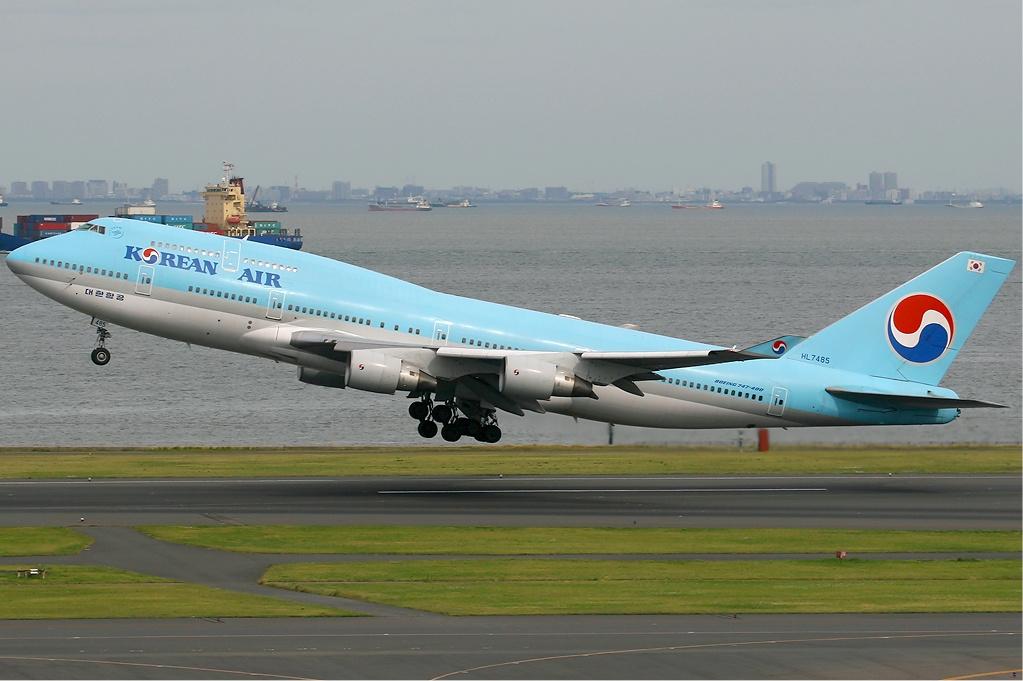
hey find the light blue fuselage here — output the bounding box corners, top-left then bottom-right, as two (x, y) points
(6, 217), (981, 431)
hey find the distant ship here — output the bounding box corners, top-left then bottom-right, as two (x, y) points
(369, 200), (419, 212)
(50, 198), (82, 205)
(247, 185), (288, 212)
(946, 200), (984, 208)
(865, 198), (902, 205)
(0, 194), (8, 207)
(705, 200), (724, 209)
(618, 199), (631, 207)
(446, 199), (476, 208)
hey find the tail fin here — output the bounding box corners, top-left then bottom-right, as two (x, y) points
(789, 252), (1015, 385)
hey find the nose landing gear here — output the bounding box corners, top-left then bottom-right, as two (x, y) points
(90, 324), (112, 366)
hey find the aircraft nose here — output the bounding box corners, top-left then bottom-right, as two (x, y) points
(5, 241), (40, 277)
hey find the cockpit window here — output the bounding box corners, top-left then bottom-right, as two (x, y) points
(81, 222), (106, 234)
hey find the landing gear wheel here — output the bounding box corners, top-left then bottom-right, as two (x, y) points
(431, 404), (453, 424)
(90, 347), (111, 366)
(465, 419), (482, 437)
(441, 423), (462, 442)
(417, 420), (438, 439)
(408, 401), (430, 421)
(453, 417), (472, 436)
(482, 424), (502, 443)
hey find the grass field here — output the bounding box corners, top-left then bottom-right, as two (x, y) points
(0, 444), (1019, 478)
(138, 525), (1023, 555)
(0, 565), (353, 619)
(262, 558), (1022, 615)
(0, 528), (92, 556)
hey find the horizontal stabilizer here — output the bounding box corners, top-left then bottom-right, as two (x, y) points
(826, 386), (1006, 409)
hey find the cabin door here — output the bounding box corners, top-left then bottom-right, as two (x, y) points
(222, 240), (241, 273)
(135, 265), (155, 296)
(432, 321), (451, 345)
(266, 290), (286, 320)
(767, 387), (789, 417)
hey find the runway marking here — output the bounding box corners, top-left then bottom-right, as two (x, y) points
(945, 669), (1023, 680)
(0, 655), (312, 679)
(430, 631), (1020, 680)
(378, 488), (829, 494)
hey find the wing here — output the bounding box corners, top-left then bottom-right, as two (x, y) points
(287, 328), (777, 414)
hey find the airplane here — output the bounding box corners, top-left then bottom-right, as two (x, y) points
(4, 216), (1015, 443)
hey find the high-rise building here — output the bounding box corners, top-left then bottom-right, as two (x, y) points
(883, 172), (898, 192)
(152, 178), (169, 199)
(10, 181), (29, 196)
(544, 186), (569, 201)
(401, 184), (424, 197)
(760, 161), (777, 196)
(331, 180), (351, 201)
(31, 181), (50, 199)
(868, 171), (884, 198)
(70, 181), (86, 199)
(51, 180), (70, 199)
(86, 179), (108, 198)
(374, 186), (399, 201)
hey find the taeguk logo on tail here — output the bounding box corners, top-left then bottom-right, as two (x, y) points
(887, 293), (955, 363)
(771, 340), (788, 355)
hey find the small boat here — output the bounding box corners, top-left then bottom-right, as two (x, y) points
(618, 199), (631, 207)
(415, 200), (432, 211)
(595, 202), (611, 207)
(946, 200), (985, 208)
(50, 198), (83, 205)
(705, 200), (724, 209)
(446, 199), (476, 208)
(143, 198), (156, 207)
(670, 203), (691, 209)
(0, 194), (8, 207)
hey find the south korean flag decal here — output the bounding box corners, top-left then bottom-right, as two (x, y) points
(967, 258), (985, 274)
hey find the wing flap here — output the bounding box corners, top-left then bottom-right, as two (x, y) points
(826, 387), (1006, 409)
(579, 348), (772, 371)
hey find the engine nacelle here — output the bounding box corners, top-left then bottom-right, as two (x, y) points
(298, 367), (347, 389)
(346, 350), (438, 395)
(501, 357), (595, 400)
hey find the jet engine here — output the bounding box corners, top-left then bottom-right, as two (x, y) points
(345, 350), (438, 394)
(500, 357), (596, 400)
(298, 351), (437, 395)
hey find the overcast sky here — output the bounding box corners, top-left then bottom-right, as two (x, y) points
(2, 0), (1020, 192)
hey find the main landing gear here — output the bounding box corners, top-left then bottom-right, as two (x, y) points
(90, 324), (112, 366)
(408, 397), (502, 443)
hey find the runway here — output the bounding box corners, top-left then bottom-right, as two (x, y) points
(0, 615), (1019, 680)
(0, 473), (1019, 679)
(0, 474), (1018, 529)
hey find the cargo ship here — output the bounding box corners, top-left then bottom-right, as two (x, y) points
(0, 164), (303, 252)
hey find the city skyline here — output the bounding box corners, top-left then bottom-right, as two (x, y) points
(3, 160), (1019, 202)
(0, 1), (1019, 192)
